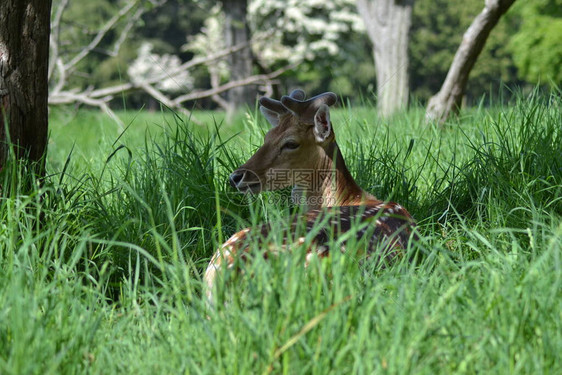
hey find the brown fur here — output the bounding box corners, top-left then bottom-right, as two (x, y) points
(204, 91), (418, 303)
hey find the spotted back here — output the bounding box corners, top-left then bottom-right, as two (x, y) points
(203, 201), (417, 301)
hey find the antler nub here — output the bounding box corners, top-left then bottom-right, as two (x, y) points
(281, 92), (337, 122)
(288, 89), (306, 101)
(259, 90), (337, 125)
(259, 97), (288, 115)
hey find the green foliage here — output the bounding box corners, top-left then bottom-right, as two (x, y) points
(1, 91), (562, 372)
(509, 0), (562, 86)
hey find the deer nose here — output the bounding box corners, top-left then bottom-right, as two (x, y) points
(229, 171), (244, 188)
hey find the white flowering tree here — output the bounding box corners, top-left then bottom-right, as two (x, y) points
(249, 0), (364, 64)
(47, 0), (291, 125)
(128, 42), (194, 93)
(193, 0), (365, 107)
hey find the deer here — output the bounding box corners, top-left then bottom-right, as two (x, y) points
(203, 89), (418, 303)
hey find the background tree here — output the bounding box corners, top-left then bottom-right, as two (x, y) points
(426, 0), (516, 124)
(0, 0), (52, 174)
(356, 0), (414, 116)
(410, 0), (519, 104)
(221, 0), (257, 109)
(248, 0), (370, 98)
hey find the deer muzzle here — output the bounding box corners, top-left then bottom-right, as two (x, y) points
(229, 169), (262, 193)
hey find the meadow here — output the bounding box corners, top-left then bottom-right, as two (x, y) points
(1, 90), (561, 374)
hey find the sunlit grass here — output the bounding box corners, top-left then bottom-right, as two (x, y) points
(0, 90), (560, 373)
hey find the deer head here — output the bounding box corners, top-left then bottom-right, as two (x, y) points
(229, 90), (346, 200)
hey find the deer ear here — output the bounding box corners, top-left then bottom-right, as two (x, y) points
(260, 106), (280, 127)
(313, 105), (332, 143)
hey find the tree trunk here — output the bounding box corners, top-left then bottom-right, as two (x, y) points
(357, 0), (413, 117)
(221, 0), (256, 110)
(0, 0), (52, 174)
(426, 0), (516, 124)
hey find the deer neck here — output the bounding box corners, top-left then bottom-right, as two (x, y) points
(292, 142), (376, 210)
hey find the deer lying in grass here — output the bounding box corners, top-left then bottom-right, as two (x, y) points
(204, 90), (418, 302)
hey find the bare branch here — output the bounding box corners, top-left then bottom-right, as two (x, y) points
(110, 6), (145, 56)
(88, 83), (134, 99)
(49, 91), (124, 129)
(151, 32), (272, 87)
(209, 70), (232, 112)
(137, 82), (201, 123)
(76, 33), (278, 100)
(51, 58), (66, 94)
(173, 63), (296, 105)
(64, 0), (139, 71)
(48, 0), (69, 80)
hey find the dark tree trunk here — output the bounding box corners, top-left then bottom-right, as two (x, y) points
(221, 0), (256, 110)
(426, 0), (516, 124)
(0, 0), (52, 175)
(357, 0), (413, 117)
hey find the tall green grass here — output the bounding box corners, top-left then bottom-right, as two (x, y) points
(1, 90), (561, 373)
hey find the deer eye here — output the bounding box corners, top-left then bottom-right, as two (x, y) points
(281, 141), (300, 151)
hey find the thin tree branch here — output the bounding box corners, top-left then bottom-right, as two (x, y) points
(209, 70), (232, 111)
(110, 6), (145, 56)
(49, 92), (124, 129)
(52, 58), (66, 94)
(64, 0), (139, 71)
(48, 0), (69, 80)
(159, 30), (274, 85)
(172, 63), (296, 105)
(137, 82), (200, 123)
(82, 33), (277, 100)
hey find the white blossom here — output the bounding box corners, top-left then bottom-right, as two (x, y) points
(184, 1), (364, 77)
(182, 5), (229, 79)
(248, 0), (364, 66)
(128, 42), (193, 92)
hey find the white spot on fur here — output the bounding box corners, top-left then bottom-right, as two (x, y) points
(366, 208), (378, 216)
(317, 246), (329, 255)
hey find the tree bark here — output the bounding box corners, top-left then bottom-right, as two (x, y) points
(426, 0), (516, 124)
(0, 0), (52, 174)
(221, 0), (256, 110)
(357, 0), (413, 117)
